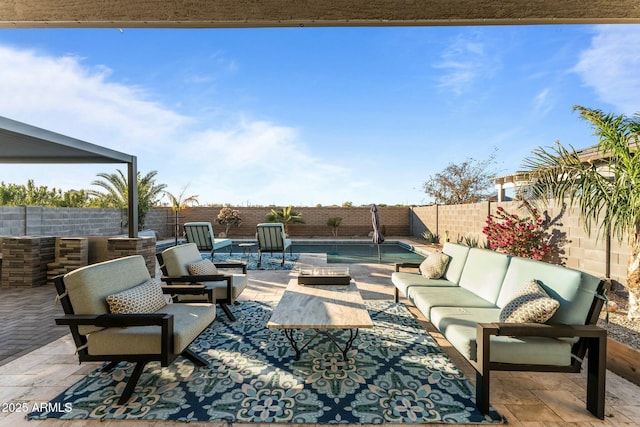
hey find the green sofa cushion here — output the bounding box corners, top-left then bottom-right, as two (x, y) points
(87, 302), (216, 356)
(497, 256), (602, 325)
(457, 248), (510, 305)
(391, 272), (457, 298)
(410, 287), (495, 321)
(441, 242), (471, 284)
(430, 306), (573, 366)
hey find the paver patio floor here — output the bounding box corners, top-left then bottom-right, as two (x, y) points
(1, 250), (640, 426)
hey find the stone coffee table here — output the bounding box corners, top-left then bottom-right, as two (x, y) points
(267, 278), (374, 360)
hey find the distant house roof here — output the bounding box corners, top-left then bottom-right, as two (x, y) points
(0, 116), (140, 237)
(491, 141), (639, 202)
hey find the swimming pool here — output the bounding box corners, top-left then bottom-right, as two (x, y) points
(229, 240), (426, 264)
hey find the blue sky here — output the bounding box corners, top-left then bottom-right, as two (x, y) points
(1, 24), (639, 206)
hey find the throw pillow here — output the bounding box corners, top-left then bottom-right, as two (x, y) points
(106, 278), (167, 314)
(419, 252), (451, 279)
(188, 259), (218, 275)
(499, 279), (560, 323)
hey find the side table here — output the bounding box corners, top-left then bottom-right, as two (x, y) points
(238, 242), (256, 259)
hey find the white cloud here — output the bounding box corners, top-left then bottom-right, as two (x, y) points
(574, 25), (640, 114)
(0, 45), (189, 151)
(0, 43), (374, 206)
(533, 88), (553, 116)
(434, 33), (495, 96)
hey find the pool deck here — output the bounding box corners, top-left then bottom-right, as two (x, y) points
(1, 241), (640, 426)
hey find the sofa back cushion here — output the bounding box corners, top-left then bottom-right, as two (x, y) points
(441, 242), (471, 284)
(161, 243), (204, 276)
(64, 255), (151, 334)
(497, 256), (602, 325)
(457, 248), (510, 304)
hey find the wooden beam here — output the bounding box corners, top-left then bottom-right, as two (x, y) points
(1, 0), (640, 28)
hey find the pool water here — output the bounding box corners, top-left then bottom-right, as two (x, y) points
(229, 241), (425, 264)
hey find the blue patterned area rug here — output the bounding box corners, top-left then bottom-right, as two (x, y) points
(208, 253), (299, 270)
(29, 301), (503, 423)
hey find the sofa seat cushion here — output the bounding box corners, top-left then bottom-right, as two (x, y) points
(87, 302), (216, 356)
(410, 287), (496, 321)
(213, 238), (232, 250)
(430, 306), (573, 366)
(205, 274), (248, 300)
(177, 274), (248, 302)
(392, 272), (457, 297)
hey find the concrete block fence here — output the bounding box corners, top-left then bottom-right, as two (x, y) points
(0, 202), (631, 288)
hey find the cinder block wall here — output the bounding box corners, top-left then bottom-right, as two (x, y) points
(410, 201), (630, 286)
(0, 206), (124, 236)
(175, 206), (410, 238)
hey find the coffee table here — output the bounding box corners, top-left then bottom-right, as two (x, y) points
(267, 278), (373, 360)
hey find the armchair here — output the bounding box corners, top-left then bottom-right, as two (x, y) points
(256, 222), (292, 267)
(184, 221), (232, 257)
(54, 255), (216, 405)
(157, 243), (247, 321)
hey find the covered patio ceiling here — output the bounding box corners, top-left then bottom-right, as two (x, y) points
(1, 0), (639, 28)
(0, 116), (139, 237)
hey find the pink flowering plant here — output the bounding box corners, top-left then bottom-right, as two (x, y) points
(216, 207), (242, 236)
(482, 202), (556, 261)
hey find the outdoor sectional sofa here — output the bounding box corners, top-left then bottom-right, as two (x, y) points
(392, 242), (609, 419)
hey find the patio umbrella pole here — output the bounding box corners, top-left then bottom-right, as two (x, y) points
(371, 204), (385, 262)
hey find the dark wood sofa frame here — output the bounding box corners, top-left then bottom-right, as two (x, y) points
(395, 261), (610, 419)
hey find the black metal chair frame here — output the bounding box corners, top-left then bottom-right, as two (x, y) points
(156, 252), (247, 321)
(54, 275), (211, 405)
(256, 224), (292, 267)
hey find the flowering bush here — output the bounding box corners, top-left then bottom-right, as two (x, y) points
(216, 207), (242, 235)
(483, 203), (556, 261)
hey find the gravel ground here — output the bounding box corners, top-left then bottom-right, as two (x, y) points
(597, 291), (640, 350)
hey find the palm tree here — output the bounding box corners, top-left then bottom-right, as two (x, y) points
(266, 206), (305, 234)
(164, 186), (199, 244)
(520, 105), (640, 319)
(90, 169), (167, 230)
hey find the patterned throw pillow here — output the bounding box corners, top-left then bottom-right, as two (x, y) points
(419, 252), (451, 279)
(188, 259), (218, 275)
(106, 278), (167, 314)
(499, 279), (560, 323)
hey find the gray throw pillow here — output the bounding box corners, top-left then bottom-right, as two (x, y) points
(188, 259), (218, 275)
(106, 278), (167, 314)
(419, 252), (451, 279)
(499, 279), (560, 323)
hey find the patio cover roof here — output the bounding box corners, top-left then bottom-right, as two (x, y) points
(1, 0), (639, 28)
(0, 116), (139, 237)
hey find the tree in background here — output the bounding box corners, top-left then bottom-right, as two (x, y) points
(520, 106), (640, 319)
(422, 150), (499, 204)
(90, 169), (167, 230)
(266, 206), (305, 234)
(216, 207), (242, 237)
(0, 180), (91, 207)
(164, 186), (199, 243)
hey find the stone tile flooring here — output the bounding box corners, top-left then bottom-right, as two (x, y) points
(1, 250), (640, 426)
